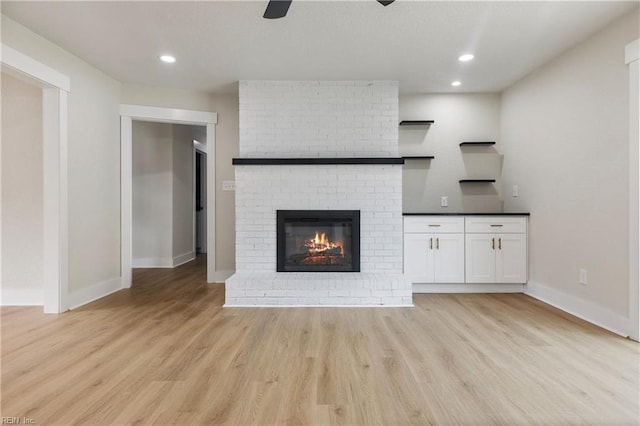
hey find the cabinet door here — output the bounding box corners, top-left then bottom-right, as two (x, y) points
(433, 234), (465, 283)
(465, 233), (496, 283)
(404, 233), (434, 283)
(496, 233), (527, 283)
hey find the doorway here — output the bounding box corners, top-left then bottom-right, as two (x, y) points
(131, 122), (206, 269)
(1, 72), (45, 305)
(195, 149), (207, 255)
(1, 44), (69, 313)
(120, 105), (217, 287)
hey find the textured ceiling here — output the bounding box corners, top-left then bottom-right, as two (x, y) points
(2, 1), (637, 94)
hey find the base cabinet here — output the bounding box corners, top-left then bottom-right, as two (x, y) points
(404, 233), (465, 283)
(404, 215), (528, 285)
(465, 233), (527, 283)
(403, 217), (465, 284)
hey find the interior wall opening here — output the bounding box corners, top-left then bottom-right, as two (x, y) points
(1, 72), (44, 305)
(131, 121), (207, 279)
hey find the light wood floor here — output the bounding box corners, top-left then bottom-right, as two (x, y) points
(2, 256), (639, 425)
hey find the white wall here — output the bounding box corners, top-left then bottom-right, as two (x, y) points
(400, 94), (502, 213)
(132, 121), (173, 265)
(132, 121), (198, 267)
(2, 16), (122, 297)
(171, 124), (198, 261)
(1, 72), (44, 303)
(501, 11), (639, 326)
(210, 94), (238, 277)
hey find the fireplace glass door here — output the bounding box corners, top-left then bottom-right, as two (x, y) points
(277, 210), (360, 272)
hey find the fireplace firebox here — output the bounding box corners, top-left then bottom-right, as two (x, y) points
(277, 210), (360, 272)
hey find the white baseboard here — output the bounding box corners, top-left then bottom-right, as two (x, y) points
(132, 257), (173, 268)
(525, 280), (631, 337)
(413, 283), (524, 293)
(173, 251), (195, 267)
(1, 289), (43, 306)
(68, 277), (122, 310)
(132, 253), (196, 268)
(214, 269), (235, 283)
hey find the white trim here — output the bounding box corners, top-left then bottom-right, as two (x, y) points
(223, 304), (414, 308)
(132, 258), (174, 268)
(193, 139), (207, 154)
(120, 104), (217, 126)
(1, 289), (44, 306)
(627, 38), (640, 341)
(120, 117), (133, 287)
(2, 45), (70, 314)
(120, 105), (217, 286)
(213, 269), (235, 283)
(193, 147), (197, 256)
(206, 123), (216, 283)
(173, 251), (195, 267)
(413, 283), (524, 293)
(525, 280), (630, 337)
(67, 277), (122, 310)
(625, 39), (639, 64)
(1, 44), (70, 91)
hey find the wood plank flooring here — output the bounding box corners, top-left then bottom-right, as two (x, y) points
(2, 256), (639, 425)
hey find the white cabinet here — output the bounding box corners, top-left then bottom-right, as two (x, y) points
(465, 217), (528, 284)
(404, 214), (528, 286)
(403, 217), (465, 283)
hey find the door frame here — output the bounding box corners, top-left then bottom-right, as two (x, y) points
(193, 146), (207, 256)
(1, 44), (70, 313)
(120, 105), (217, 286)
(626, 39), (639, 341)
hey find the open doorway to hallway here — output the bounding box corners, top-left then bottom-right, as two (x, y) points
(130, 121), (207, 283)
(195, 150), (207, 255)
(1, 72), (44, 306)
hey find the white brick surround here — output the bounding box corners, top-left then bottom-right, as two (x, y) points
(226, 81), (412, 306)
(239, 81), (399, 157)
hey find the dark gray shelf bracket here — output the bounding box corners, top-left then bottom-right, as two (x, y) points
(459, 179), (496, 183)
(459, 142), (496, 146)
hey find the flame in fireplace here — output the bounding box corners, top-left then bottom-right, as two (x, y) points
(304, 231), (344, 256)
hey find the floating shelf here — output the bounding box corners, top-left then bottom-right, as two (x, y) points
(459, 141), (496, 146)
(232, 157), (405, 166)
(399, 120), (434, 126)
(459, 179), (496, 183)
(402, 156), (435, 160)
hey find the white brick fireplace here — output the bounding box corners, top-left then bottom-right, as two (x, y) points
(225, 81), (412, 306)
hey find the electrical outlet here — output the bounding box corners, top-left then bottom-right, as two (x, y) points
(579, 269), (588, 285)
(512, 184), (519, 197)
(441, 196), (448, 207)
(222, 180), (235, 191)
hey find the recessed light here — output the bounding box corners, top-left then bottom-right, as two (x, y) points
(451, 81), (461, 87)
(458, 54), (474, 62)
(160, 55), (176, 63)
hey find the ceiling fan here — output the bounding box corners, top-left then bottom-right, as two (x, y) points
(264, 0), (395, 19)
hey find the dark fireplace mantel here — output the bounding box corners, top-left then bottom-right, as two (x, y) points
(233, 157), (404, 165)
(277, 210), (360, 272)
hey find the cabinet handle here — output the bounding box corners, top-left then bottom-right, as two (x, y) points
(499, 238), (502, 250)
(429, 238), (433, 250)
(428, 224), (441, 227)
(436, 238), (440, 250)
(490, 224), (504, 227)
(492, 238), (495, 250)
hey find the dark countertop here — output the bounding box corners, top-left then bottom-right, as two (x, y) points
(403, 212), (530, 216)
